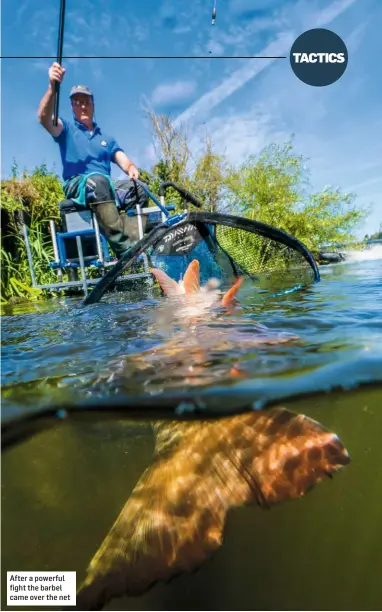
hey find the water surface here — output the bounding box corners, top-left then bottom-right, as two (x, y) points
(2, 256), (381, 411)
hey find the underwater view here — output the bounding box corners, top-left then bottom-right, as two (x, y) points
(2, 250), (382, 611)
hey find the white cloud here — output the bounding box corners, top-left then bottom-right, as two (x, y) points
(173, 31), (293, 127)
(151, 80), (197, 106)
(173, 0), (358, 128)
(15, 0), (29, 24)
(310, 0), (357, 27)
(345, 20), (369, 51)
(346, 176), (382, 192)
(188, 109), (288, 165)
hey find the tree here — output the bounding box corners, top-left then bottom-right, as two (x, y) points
(224, 141), (369, 251)
(191, 137), (228, 213)
(143, 108), (227, 212)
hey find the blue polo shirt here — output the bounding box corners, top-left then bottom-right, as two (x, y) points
(53, 117), (123, 181)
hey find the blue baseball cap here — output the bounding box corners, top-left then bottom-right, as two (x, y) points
(69, 85), (93, 98)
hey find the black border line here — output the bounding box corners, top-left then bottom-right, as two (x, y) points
(1, 55), (287, 59)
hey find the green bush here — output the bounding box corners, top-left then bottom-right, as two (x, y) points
(1, 163), (64, 302)
(224, 141), (369, 253)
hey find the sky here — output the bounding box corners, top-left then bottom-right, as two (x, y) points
(1, 0), (381, 237)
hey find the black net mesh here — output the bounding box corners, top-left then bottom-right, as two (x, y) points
(214, 224), (317, 293)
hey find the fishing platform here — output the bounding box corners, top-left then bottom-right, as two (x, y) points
(22, 182), (177, 298)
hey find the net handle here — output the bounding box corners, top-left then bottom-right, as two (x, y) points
(83, 222), (171, 305)
(159, 182), (203, 209)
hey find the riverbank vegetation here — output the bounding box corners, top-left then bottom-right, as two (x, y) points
(1, 113), (370, 303)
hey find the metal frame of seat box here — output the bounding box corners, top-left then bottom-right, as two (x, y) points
(22, 194), (176, 298)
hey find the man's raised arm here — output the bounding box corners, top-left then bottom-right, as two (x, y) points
(38, 62), (65, 137)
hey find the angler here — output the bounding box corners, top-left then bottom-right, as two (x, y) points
(37, 63), (145, 260)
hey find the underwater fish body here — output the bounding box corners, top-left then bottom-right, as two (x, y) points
(76, 262), (350, 609)
(76, 408), (350, 610)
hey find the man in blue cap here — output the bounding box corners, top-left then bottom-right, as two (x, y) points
(38, 62), (141, 258)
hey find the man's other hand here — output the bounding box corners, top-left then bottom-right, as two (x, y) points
(128, 164), (140, 180)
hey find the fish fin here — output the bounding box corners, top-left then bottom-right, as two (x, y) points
(221, 277), (243, 308)
(183, 260), (200, 294)
(150, 268), (184, 296)
(76, 409), (349, 609)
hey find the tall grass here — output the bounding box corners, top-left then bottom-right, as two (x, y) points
(1, 164), (63, 303)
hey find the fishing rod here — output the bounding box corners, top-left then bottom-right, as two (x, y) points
(53, 0), (216, 125)
(212, 0), (217, 24)
(53, 0), (66, 126)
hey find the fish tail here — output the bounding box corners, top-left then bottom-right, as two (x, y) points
(247, 411), (350, 504)
(221, 277), (243, 308)
(183, 260), (200, 294)
(76, 410), (350, 610)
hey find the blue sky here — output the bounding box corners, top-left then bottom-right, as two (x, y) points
(2, 0), (381, 237)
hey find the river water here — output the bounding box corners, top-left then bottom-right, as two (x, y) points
(1, 249), (382, 610)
